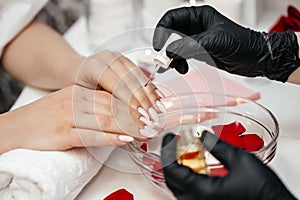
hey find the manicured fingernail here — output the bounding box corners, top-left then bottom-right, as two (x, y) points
(140, 128), (147, 137)
(118, 135), (134, 142)
(153, 122), (163, 130)
(140, 126), (158, 138)
(156, 100), (167, 113)
(140, 117), (153, 127)
(149, 107), (159, 123)
(138, 107), (150, 120)
(145, 126), (159, 137)
(155, 89), (165, 98)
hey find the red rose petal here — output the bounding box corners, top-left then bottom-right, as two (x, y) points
(212, 121), (246, 137)
(211, 122), (247, 148)
(104, 188), (134, 200)
(240, 134), (264, 151)
(234, 122), (247, 135)
(209, 166), (228, 177)
(151, 162), (164, 181)
(151, 174), (164, 181)
(142, 153), (162, 172)
(211, 124), (227, 137)
(142, 156), (155, 167)
(152, 159), (162, 172)
(142, 152), (164, 181)
(221, 134), (244, 148)
(140, 143), (148, 152)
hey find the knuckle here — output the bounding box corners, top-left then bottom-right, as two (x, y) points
(103, 104), (113, 115)
(98, 115), (113, 130)
(57, 90), (73, 111)
(97, 91), (112, 102)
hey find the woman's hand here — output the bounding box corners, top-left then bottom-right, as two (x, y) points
(2, 21), (164, 114)
(0, 85), (148, 153)
(72, 51), (166, 127)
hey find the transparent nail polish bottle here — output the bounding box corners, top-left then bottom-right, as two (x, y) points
(176, 126), (208, 174)
(144, 33), (182, 86)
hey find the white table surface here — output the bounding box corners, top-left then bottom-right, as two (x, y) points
(12, 17), (300, 199)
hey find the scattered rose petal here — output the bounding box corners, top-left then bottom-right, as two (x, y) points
(142, 152), (162, 172)
(212, 121), (246, 137)
(151, 171), (164, 181)
(212, 122), (264, 151)
(104, 188), (134, 200)
(142, 151), (163, 181)
(209, 166), (228, 177)
(221, 134), (243, 149)
(240, 134), (264, 151)
(212, 122), (244, 148)
(140, 143), (147, 152)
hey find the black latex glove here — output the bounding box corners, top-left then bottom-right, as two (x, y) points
(161, 131), (296, 200)
(153, 5), (300, 82)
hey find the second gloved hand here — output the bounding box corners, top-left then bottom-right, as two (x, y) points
(153, 6), (300, 82)
(161, 131), (296, 200)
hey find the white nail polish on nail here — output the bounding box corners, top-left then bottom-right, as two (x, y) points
(138, 107), (150, 120)
(140, 128), (147, 137)
(149, 107), (159, 123)
(155, 89), (165, 98)
(145, 126), (159, 137)
(140, 127), (158, 138)
(118, 135), (134, 142)
(156, 100), (167, 113)
(153, 122), (162, 130)
(140, 117), (154, 127)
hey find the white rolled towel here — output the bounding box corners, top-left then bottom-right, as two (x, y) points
(0, 147), (114, 200)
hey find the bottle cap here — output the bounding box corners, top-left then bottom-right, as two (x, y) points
(153, 33), (182, 69)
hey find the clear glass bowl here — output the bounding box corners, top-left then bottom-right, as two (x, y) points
(127, 93), (279, 198)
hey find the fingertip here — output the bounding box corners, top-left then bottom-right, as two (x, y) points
(176, 65), (189, 74)
(169, 59), (189, 74)
(162, 133), (177, 147)
(118, 135), (134, 143)
(201, 130), (220, 150)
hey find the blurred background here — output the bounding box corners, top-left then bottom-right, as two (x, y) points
(31, 0), (300, 50)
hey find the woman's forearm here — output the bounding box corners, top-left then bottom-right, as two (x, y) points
(0, 113), (18, 154)
(287, 32), (300, 84)
(1, 21), (85, 90)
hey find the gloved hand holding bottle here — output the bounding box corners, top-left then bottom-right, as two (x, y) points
(161, 131), (296, 200)
(152, 5), (300, 83)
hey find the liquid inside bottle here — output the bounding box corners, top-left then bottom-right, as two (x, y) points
(176, 126), (208, 174)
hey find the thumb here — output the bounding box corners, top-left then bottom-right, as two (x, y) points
(166, 34), (222, 71)
(169, 58), (189, 74)
(161, 133), (178, 168)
